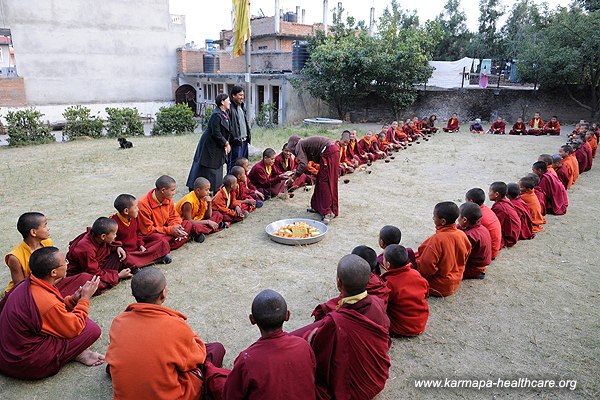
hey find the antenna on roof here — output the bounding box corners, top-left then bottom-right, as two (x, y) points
(259, 8), (265, 17)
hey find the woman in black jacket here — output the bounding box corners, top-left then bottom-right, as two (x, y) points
(186, 93), (232, 192)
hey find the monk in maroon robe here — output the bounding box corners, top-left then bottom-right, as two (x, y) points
(443, 113), (460, 132)
(357, 131), (380, 161)
(222, 290), (316, 400)
(532, 162), (568, 215)
(286, 135), (340, 223)
(248, 148), (288, 197)
(489, 182), (521, 248)
(347, 130), (370, 164)
(306, 255), (391, 400)
(273, 144), (311, 189)
(457, 203), (492, 279)
(506, 183), (535, 240)
(574, 139), (593, 172)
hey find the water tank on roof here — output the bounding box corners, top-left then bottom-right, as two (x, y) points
(292, 41), (309, 73)
(284, 11), (297, 22)
(203, 53), (220, 73)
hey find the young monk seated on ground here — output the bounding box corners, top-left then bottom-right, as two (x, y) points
(465, 188), (502, 260)
(572, 139), (592, 174)
(489, 182), (521, 248)
(532, 161), (568, 215)
(416, 202), (471, 297)
(579, 135), (594, 170)
(221, 289), (316, 400)
(377, 225), (417, 270)
(4, 212), (92, 298)
(67, 217), (132, 294)
(385, 122), (404, 150)
(518, 176), (546, 232)
(424, 115), (438, 133)
(358, 130), (382, 161)
(381, 244), (429, 336)
(337, 131), (358, 174)
(138, 175), (197, 250)
(506, 183), (535, 241)
(213, 175), (249, 223)
(311, 245), (391, 321)
(528, 112), (544, 135)
(274, 143), (312, 189)
(457, 202), (492, 279)
(469, 118), (485, 133)
(347, 130), (370, 165)
(443, 113), (460, 132)
(232, 166), (262, 212)
(412, 117), (424, 136)
(551, 154), (571, 189)
(538, 153), (558, 176)
(586, 131), (598, 158)
(375, 132), (391, 154)
(489, 117), (506, 134)
(403, 120), (419, 142)
(559, 144), (579, 185)
(249, 148), (289, 198)
(509, 117), (527, 135)
(175, 177), (225, 239)
(300, 254), (391, 400)
(569, 121), (583, 138)
(106, 267), (226, 400)
(233, 157), (265, 202)
(111, 194), (171, 268)
(0, 247), (103, 380)
(544, 116), (561, 135)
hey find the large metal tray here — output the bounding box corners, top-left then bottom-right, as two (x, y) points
(265, 218), (329, 246)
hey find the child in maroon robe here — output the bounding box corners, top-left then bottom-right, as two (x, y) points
(381, 244), (429, 336)
(509, 117), (527, 135)
(0, 247), (103, 379)
(488, 117), (506, 134)
(67, 217), (133, 294)
(377, 225), (417, 273)
(232, 165), (262, 212)
(443, 113), (460, 132)
(248, 148), (288, 198)
(489, 182), (521, 248)
(506, 183), (535, 240)
(532, 161), (568, 215)
(273, 143), (311, 189)
(111, 194), (171, 268)
(212, 175), (248, 223)
(457, 203), (492, 279)
(222, 289), (317, 400)
(235, 157), (265, 202)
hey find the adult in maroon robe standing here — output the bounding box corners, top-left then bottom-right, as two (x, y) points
(286, 135), (340, 223)
(305, 255), (391, 400)
(532, 161), (568, 215)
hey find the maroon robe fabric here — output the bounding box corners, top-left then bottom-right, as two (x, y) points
(534, 188), (547, 216)
(347, 140), (367, 164)
(377, 248), (417, 272)
(110, 215), (170, 269)
(491, 198), (521, 248)
(535, 172), (568, 215)
(357, 138), (378, 161)
(575, 146), (592, 172)
(311, 273), (391, 321)
(66, 229), (122, 293)
(555, 165), (570, 189)
(310, 295), (391, 400)
(55, 274), (95, 298)
(489, 121), (506, 133)
(0, 278), (101, 380)
(273, 152), (310, 188)
(248, 159), (286, 197)
(509, 198), (535, 240)
(236, 181), (257, 213)
(457, 222), (492, 279)
(223, 330), (316, 400)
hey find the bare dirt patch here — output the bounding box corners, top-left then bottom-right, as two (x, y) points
(0, 127), (598, 399)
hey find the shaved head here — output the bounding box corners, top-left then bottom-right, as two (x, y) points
(538, 154), (553, 165)
(156, 175), (176, 190)
(251, 289), (288, 330)
(131, 267), (167, 304)
(506, 182), (520, 200)
(223, 174), (237, 188)
(337, 254), (370, 296)
(459, 202), (482, 224)
(465, 188), (486, 205)
(231, 166), (246, 179)
(193, 177), (210, 189)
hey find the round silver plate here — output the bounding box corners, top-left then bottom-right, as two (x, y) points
(265, 218), (329, 246)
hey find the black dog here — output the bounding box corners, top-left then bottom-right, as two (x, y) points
(118, 137), (133, 149)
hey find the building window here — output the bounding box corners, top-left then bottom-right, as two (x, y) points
(258, 45), (268, 50)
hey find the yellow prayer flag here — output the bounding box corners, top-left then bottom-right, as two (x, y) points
(232, 0), (250, 57)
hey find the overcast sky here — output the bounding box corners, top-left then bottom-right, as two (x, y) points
(169, 0), (570, 46)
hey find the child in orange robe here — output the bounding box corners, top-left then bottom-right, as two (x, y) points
(212, 175), (248, 223)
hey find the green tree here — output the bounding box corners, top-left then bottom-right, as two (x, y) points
(374, 0), (434, 119)
(517, 6), (600, 119)
(499, 0), (545, 59)
(62, 105), (104, 140)
(469, 0), (505, 58)
(432, 0), (473, 60)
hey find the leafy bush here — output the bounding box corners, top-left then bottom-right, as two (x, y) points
(255, 102), (277, 128)
(200, 104), (214, 130)
(62, 105), (104, 140)
(105, 107), (144, 137)
(152, 104), (197, 135)
(5, 108), (54, 146)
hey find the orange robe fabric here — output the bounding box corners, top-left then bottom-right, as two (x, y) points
(416, 225), (472, 297)
(565, 154), (580, 184)
(588, 136), (598, 158)
(212, 187), (243, 222)
(520, 190), (546, 232)
(479, 204), (502, 259)
(106, 303), (208, 400)
(559, 158), (575, 189)
(4, 239), (53, 293)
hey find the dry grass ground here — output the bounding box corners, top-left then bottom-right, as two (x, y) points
(0, 125), (598, 399)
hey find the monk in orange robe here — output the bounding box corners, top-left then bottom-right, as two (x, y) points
(416, 202), (472, 297)
(586, 131), (598, 158)
(5, 212), (92, 297)
(443, 113), (460, 132)
(0, 247), (103, 380)
(175, 177), (225, 238)
(336, 131), (358, 174)
(374, 132), (391, 154)
(465, 188), (502, 259)
(106, 267), (225, 400)
(559, 144), (579, 185)
(138, 175), (197, 250)
(386, 122), (405, 149)
(543, 116), (561, 135)
(357, 131), (380, 161)
(519, 176), (546, 232)
(528, 112), (544, 135)
(212, 175), (248, 223)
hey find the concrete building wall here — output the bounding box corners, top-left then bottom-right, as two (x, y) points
(2, 0), (185, 105)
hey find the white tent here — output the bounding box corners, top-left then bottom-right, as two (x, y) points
(426, 57), (475, 89)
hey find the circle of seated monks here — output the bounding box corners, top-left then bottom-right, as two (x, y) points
(0, 117), (596, 399)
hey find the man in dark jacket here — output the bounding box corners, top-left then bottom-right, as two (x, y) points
(227, 85), (251, 174)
